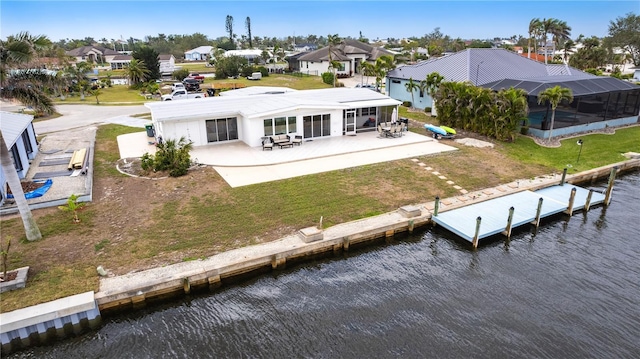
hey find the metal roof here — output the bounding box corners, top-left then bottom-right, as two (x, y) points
(145, 88), (401, 122)
(0, 111), (33, 148)
(482, 76), (639, 97)
(220, 86), (298, 97)
(387, 48), (594, 85)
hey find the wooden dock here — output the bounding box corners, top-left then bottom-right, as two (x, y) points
(431, 184), (606, 246)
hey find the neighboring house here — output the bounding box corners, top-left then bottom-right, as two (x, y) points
(159, 54), (176, 75)
(386, 48), (640, 138)
(224, 49), (264, 63)
(145, 87), (402, 148)
(297, 39), (395, 77)
(66, 46), (120, 64)
(294, 43), (317, 52)
(634, 69), (640, 81)
(184, 46), (213, 61)
(286, 52), (309, 72)
(110, 54), (132, 70)
(0, 112), (38, 205)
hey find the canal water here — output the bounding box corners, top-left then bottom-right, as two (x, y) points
(9, 171), (640, 358)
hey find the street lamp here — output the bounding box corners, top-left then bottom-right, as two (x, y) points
(576, 139), (584, 163)
(475, 61), (484, 86)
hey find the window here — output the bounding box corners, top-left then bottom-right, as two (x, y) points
(263, 116), (297, 136)
(206, 117), (238, 143)
(360, 107), (377, 116)
(10, 145), (22, 172)
(21, 130), (33, 156)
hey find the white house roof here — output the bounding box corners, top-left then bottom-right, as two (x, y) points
(185, 46), (213, 54)
(145, 88), (401, 122)
(224, 49), (263, 57)
(0, 111), (33, 148)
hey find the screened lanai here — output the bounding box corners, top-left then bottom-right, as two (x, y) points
(483, 76), (640, 138)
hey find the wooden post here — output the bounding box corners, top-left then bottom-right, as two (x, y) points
(566, 187), (577, 216)
(503, 207), (515, 239)
(584, 189), (593, 212)
(560, 168), (567, 186)
(408, 219), (415, 233)
(533, 197), (544, 228)
(183, 277), (191, 294)
(433, 196), (440, 217)
(604, 166), (617, 206)
(472, 216), (482, 249)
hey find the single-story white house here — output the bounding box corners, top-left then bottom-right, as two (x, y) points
(0, 112), (38, 205)
(184, 46), (213, 61)
(144, 87), (402, 148)
(223, 49), (264, 63)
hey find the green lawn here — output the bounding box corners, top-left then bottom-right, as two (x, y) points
(55, 85), (149, 104)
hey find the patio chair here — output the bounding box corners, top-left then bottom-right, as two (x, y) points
(291, 135), (303, 146)
(261, 137), (273, 151)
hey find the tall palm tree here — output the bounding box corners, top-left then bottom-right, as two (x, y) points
(124, 58), (150, 86)
(551, 19), (572, 62)
(528, 18), (542, 59)
(373, 55), (395, 93)
(562, 39), (575, 63)
(540, 18), (557, 64)
(537, 86), (574, 141)
(65, 61), (92, 100)
(404, 78), (418, 108)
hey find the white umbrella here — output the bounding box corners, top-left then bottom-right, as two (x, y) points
(391, 107), (397, 123)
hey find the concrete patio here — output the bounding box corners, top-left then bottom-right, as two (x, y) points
(117, 130), (459, 187)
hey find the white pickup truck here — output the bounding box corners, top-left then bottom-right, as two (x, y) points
(161, 89), (204, 101)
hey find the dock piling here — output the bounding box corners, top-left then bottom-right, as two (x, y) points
(183, 278), (191, 294)
(566, 188), (577, 216)
(503, 207), (515, 239)
(472, 216), (482, 249)
(560, 168), (567, 186)
(434, 196), (440, 217)
(585, 190), (593, 212)
(604, 166), (617, 206)
(532, 197), (543, 228)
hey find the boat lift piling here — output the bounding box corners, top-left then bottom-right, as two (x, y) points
(560, 168), (568, 186)
(433, 196), (440, 217)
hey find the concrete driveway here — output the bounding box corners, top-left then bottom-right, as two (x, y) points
(32, 104), (150, 134)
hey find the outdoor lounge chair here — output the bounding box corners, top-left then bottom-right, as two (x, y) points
(291, 135), (303, 146)
(262, 137), (273, 151)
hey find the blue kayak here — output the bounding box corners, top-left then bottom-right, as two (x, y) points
(424, 124), (447, 136)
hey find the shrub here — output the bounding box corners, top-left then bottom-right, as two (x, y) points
(141, 137), (193, 177)
(321, 72), (334, 85)
(402, 101), (412, 107)
(173, 68), (189, 81)
(257, 66), (269, 77)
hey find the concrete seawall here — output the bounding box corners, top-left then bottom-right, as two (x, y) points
(1, 159), (638, 354)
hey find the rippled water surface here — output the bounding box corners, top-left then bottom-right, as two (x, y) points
(11, 172), (640, 359)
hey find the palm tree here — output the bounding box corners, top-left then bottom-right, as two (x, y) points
(0, 32), (52, 241)
(404, 78), (418, 108)
(528, 18), (542, 59)
(373, 55), (395, 93)
(550, 19), (572, 62)
(537, 86), (574, 141)
(540, 18), (557, 64)
(65, 61), (92, 100)
(326, 34), (342, 87)
(425, 72), (444, 116)
(124, 58), (150, 86)
(562, 39), (575, 63)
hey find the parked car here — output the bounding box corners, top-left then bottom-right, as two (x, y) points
(187, 73), (205, 83)
(182, 78), (200, 91)
(247, 72), (262, 80)
(161, 89), (204, 101)
(355, 84), (377, 90)
(171, 83), (185, 91)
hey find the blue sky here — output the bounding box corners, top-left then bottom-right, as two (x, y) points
(1, 1), (638, 42)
